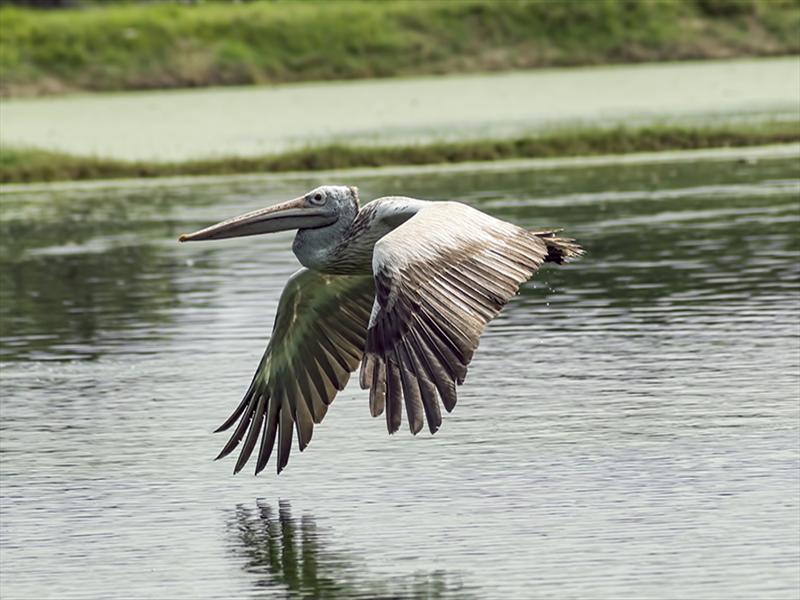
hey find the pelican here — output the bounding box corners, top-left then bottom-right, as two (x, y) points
(179, 186), (582, 474)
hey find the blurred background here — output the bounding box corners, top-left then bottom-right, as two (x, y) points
(1, 0), (799, 177)
(1, 2), (799, 599)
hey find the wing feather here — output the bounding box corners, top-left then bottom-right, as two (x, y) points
(310, 355), (339, 406)
(277, 401), (293, 473)
(396, 344), (424, 434)
(404, 330), (445, 428)
(397, 339), (430, 434)
(235, 392), (267, 474)
(385, 358), (403, 434)
(216, 391), (258, 461)
(369, 356), (386, 417)
(216, 269), (374, 474)
(293, 378), (315, 451)
(255, 395), (280, 475)
(361, 200), (581, 434)
(294, 367), (325, 424)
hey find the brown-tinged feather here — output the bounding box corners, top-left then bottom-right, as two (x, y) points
(360, 353), (376, 390)
(396, 345), (424, 435)
(369, 355), (386, 417)
(402, 338), (441, 434)
(385, 358), (403, 434)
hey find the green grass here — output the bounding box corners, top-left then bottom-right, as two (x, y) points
(1, 0), (798, 96)
(3, 123), (798, 184)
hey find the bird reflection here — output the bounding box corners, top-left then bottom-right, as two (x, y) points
(230, 499), (472, 599)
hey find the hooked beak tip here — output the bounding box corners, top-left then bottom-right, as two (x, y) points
(178, 234), (190, 243)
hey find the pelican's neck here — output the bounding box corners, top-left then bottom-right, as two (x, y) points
(292, 202), (358, 273)
(292, 196), (426, 274)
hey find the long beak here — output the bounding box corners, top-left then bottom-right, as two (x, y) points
(178, 197), (333, 242)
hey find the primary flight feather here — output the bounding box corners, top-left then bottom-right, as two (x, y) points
(179, 185), (582, 474)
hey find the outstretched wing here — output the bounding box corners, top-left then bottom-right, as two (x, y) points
(217, 268), (375, 474)
(359, 201), (581, 435)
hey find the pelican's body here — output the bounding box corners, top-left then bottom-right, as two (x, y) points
(180, 186), (582, 474)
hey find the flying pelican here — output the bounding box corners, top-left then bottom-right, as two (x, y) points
(179, 186), (582, 474)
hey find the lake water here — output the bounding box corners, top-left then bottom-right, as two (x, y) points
(1, 57), (798, 161)
(1, 149), (799, 599)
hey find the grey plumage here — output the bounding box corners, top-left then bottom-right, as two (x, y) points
(181, 185), (582, 475)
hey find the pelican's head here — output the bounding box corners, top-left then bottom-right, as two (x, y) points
(178, 185), (359, 242)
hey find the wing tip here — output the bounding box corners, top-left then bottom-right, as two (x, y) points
(533, 230), (584, 264)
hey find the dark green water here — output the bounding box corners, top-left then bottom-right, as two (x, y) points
(1, 152), (799, 599)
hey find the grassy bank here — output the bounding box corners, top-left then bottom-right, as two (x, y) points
(1, 0), (799, 96)
(3, 123), (798, 184)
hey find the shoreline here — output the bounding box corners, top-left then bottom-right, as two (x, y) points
(3, 143), (797, 195)
(2, 123), (798, 185)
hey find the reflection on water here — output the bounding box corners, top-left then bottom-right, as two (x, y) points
(0, 188), (188, 360)
(1, 151), (798, 599)
(231, 500), (470, 599)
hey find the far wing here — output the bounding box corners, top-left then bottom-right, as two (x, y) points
(216, 268), (375, 474)
(360, 202), (581, 435)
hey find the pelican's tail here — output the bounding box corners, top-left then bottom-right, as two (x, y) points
(531, 229), (584, 264)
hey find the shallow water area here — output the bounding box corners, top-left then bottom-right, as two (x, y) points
(1, 57), (798, 161)
(1, 149), (799, 599)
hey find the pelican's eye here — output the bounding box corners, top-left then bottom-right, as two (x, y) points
(309, 192), (326, 206)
